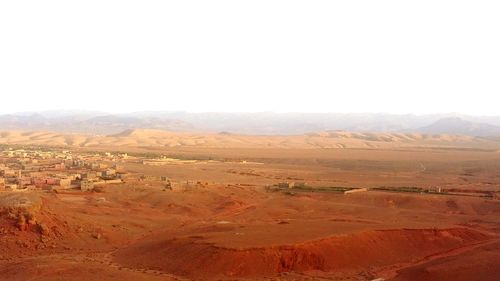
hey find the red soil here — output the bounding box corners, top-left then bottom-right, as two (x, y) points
(1, 144), (499, 280)
(391, 241), (500, 281)
(114, 228), (490, 279)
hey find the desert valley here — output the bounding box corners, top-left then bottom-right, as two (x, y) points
(0, 129), (498, 281)
(3, 0), (499, 279)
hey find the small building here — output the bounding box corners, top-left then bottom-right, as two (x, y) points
(64, 159), (74, 167)
(82, 172), (97, 180)
(90, 163), (107, 170)
(16, 177), (32, 187)
(21, 164), (36, 171)
(5, 184), (18, 191)
(164, 181), (184, 191)
(2, 169), (21, 177)
(344, 188), (369, 194)
(102, 169), (116, 178)
(80, 180), (94, 191)
(25, 185), (37, 191)
(57, 178), (72, 188)
(68, 173), (81, 180)
(113, 164), (124, 172)
(53, 163), (65, 170)
(428, 186), (442, 193)
(277, 182), (290, 189)
(161, 176), (169, 181)
(104, 179), (122, 185)
(290, 182), (306, 188)
(114, 173), (129, 181)
(73, 159), (86, 167)
(164, 180), (172, 190)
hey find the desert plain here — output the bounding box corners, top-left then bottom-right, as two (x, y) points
(0, 130), (499, 281)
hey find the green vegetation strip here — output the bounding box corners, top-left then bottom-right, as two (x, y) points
(289, 186), (354, 193)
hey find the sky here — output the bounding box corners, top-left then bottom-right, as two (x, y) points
(0, 1), (499, 115)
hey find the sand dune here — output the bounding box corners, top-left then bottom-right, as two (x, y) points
(0, 129), (498, 149)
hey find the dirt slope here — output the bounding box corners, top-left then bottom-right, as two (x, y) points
(114, 228), (490, 279)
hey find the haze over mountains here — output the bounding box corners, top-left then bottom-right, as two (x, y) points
(0, 111), (499, 137)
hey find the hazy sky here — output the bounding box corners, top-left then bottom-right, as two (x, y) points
(0, 1), (499, 115)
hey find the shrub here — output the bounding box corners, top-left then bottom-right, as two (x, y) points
(17, 215), (26, 231)
(36, 222), (49, 235)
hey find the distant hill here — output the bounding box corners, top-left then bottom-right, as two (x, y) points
(0, 112), (499, 136)
(0, 129), (498, 150)
(418, 117), (500, 137)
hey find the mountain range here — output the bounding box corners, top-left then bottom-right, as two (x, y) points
(0, 112), (499, 137)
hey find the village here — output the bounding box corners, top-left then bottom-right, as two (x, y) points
(0, 147), (127, 193)
(1, 146), (495, 200)
(0, 146), (214, 195)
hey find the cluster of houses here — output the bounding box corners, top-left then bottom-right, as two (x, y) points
(0, 148), (244, 194)
(0, 148), (126, 192)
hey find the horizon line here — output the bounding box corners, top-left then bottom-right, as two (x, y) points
(1, 110), (499, 118)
